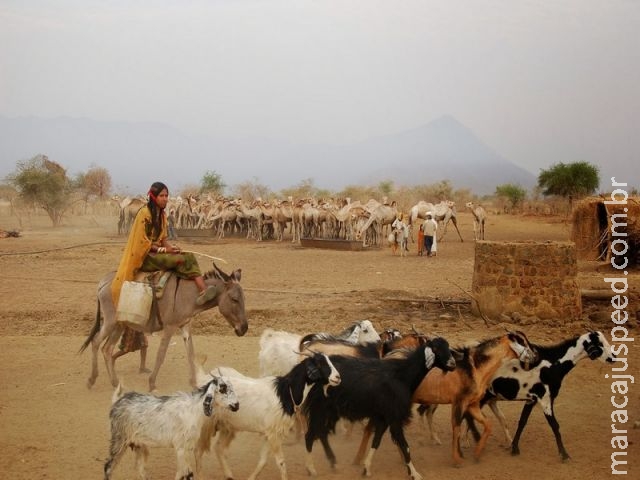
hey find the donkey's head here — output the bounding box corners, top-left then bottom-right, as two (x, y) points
(204, 263), (248, 336)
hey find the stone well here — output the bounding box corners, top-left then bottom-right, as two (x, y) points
(471, 241), (582, 321)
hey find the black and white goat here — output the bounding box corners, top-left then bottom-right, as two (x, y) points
(479, 330), (615, 460)
(103, 375), (239, 480)
(299, 319), (381, 346)
(303, 337), (456, 480)
(202, 351), (341, 480)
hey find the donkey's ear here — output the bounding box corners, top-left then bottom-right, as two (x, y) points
(231, 268), (242, 282)
(212, 262), (230, 281)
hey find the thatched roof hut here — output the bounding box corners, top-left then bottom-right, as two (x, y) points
(571, 196), (639, 266)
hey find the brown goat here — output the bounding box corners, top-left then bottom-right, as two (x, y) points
(353, 331), (536, 467)
(302, 328), (429, 360)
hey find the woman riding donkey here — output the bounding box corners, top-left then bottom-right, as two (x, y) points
(111, 181), (219, 364)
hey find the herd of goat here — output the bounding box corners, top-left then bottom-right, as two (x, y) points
(101, 320), (615, 480)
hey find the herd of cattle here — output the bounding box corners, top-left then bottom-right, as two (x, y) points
(114, 194), (476, 246)
(97, 320), (614, 480)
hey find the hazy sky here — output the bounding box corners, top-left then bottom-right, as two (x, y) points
(1, 0), (638, 188)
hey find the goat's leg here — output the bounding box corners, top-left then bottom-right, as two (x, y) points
(103, 440), (128, 480)
(264, 436), (288, 480)
(543, 404), (570, 461)
(174, 447), (196, 480)
(318, 434), (337, 469)
(149, 325), (178, 391)
(389, 422), (422, 480)
(304, 431), (337, 475)
(247, 439), (271, 480)
(466, 404), (492, 460)
(421, 404), (442, 445)
(214, 428), (236, 480)
(133, 445), (149, 480)
(181, 325), (198, 389)
(303, 431), (318, 476)
(362, 422), (388, 477)
(353, 420), (374, 465)
(487, 400), (513, 446)
(450, 405), (465, 466)
(511, 401), (535, 456)
(461, 410), (482, 448)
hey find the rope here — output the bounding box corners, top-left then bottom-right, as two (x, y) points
(0, 241), (123, 257)
(0, 243), (229, 265)
(181, 250), (228, 264)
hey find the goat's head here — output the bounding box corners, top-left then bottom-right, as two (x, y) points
(506, 330), (537, 366)
(203, 374), (239, 417)
(583, 331), (616, 363)
(342, 323), (362, 343)
(357, 320), (381, 343)
(424, 337), (456, 372)
(300, 350), (341, 387)
(380, 328), (402, 344)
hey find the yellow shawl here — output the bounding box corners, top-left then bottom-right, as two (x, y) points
(111, 206), (167, 306)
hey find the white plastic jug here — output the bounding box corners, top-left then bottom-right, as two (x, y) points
(116, 281), (153, 327)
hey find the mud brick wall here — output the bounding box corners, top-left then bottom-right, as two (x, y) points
(471, 241), (582, 321)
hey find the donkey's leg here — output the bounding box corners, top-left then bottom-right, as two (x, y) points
(87, 305), (112, 388)
(149, 325), (178, 391)
(180, 325), (198, 389)
(88, 330), (104, 388)
(101, 324), (124, 388)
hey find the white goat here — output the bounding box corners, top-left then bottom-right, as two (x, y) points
(258, 320), (381, 377)
(103, 376), (239, 480)
(200, 352), (341, 480)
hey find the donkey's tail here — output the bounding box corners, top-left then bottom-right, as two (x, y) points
(78, 299), (101, 354)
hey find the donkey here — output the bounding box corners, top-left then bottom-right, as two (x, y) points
(389, 227), (408, 257)
(80, 263), (248, 391)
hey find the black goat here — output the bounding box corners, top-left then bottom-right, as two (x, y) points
(302, 337), (456, 480)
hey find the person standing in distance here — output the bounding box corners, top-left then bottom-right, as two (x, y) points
(422, 212), (438, 257)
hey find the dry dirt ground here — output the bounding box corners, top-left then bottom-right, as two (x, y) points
(0, 210), (638, 479)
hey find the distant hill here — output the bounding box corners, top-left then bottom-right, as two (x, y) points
(325, 115), (537, 194)
(0, 115), (536, 195)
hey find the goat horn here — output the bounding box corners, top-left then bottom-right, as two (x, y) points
(411, 324), (425, 336)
